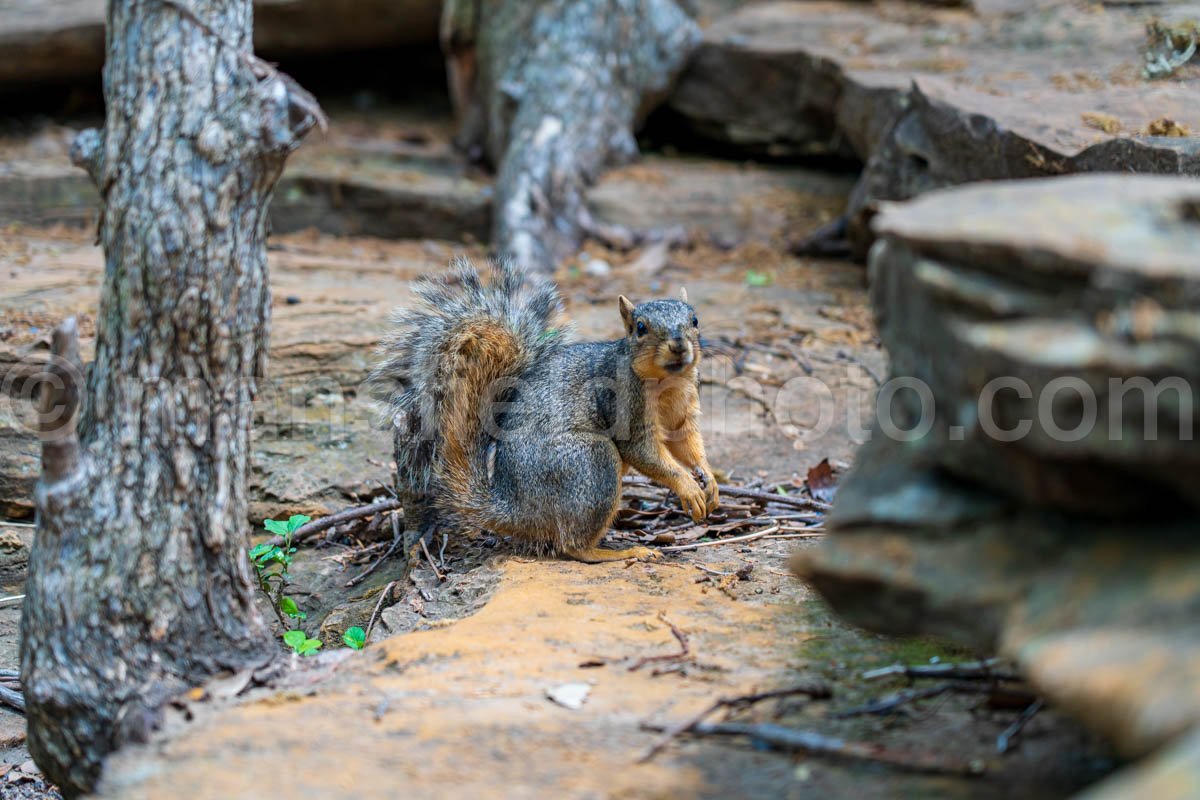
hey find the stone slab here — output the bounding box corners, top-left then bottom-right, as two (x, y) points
(670, 1), (1200, 252)
(0, 0), (441, 89)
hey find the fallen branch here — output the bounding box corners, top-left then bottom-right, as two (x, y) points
(717, 485), (831, 512)
(830, 683), (953, 718)
(345, 515), (407, 588)
(363, 580), (399, 645)
(659, 524), (781, 553)
(419, 536), (446, 582)
(0, 685), (25, 714)
(287, 499), (402, 545)
(629, 612), (690, 672)
(997, 698), (1044, 754)
(623, 477), (829, 513)
(683, 722), (984, 776)
(764, 531), (824, 540)
(639, 682), (831, 762)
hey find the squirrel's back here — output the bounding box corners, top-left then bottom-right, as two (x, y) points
(368, 259), (566, 518)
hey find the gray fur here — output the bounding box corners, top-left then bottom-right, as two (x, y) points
(369, 258), (701, 555)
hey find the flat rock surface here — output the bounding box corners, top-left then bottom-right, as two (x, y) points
(0, 0), (441, 88)
(671, 0), (1200, 252)
(676, 0), (1200, 158)
(874, 175), (1200, 282)
(0, 107), (855, 246)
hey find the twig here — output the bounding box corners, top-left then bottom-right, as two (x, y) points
(659, 524), (780, 553)
(420, 537), (445, 581)
(0, 522), (34, 528)
(0, 685), (25, 713)
(715, 485), (830, 512)
(997, 699), (1044, 754)
(363, 580), (399, 645)
(629, 612), (690, 672)
(830, 683), (953, 718)
(0, 595), (24, 608)
(681, 722), (984, 776)
(288, 499), (402, 545)
(639, 682), (831, 762)
(861, 658), (1020, 683)
(345, 518), (406, 588)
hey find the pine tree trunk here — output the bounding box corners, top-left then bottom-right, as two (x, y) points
(441, 0), (700, 273)
(20, 1), (320, 795)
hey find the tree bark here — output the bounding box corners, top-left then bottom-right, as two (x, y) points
(441, 0), (700, 273)
(20, 1), (320, 795)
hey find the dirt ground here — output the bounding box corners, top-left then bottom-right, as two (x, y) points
(0, 119), (1119, 797)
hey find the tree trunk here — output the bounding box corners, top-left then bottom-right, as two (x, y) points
(20, 1), (320, 795)
(442, 0), (700, 273)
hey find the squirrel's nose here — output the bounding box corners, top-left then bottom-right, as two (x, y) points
(668, 338), (688, 354)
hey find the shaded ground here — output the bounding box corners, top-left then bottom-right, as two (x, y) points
(0, 111), (1118, 797)
(101, 542), (1114, 800)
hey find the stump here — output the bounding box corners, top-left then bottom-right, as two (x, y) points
(19, 1), (320, 794)
(442, 0), (700, 273)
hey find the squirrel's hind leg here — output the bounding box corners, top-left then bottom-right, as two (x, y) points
(561, 454), (660, 563)
(519, 436), (660, 563)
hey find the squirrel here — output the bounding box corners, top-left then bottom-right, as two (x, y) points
(368, 258), (719, 563)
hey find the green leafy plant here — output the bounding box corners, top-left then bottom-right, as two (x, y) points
(250, 514), (311, 632)
(283, 629), (323, 656)
(343, 626), (367, 650)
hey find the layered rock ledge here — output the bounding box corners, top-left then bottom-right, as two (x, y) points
(669, 1), (1200, 253)
(0, 0), (442, 89)
(794, 174), (1200, 796)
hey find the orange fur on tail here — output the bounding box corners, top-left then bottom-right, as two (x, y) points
(437, 320), (523, 507)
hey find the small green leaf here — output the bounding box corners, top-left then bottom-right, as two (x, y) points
(248, 542), (274, 560)
(264, 519), (289, 536)
(254, 546), (285, 568)
(297, 638), (323, 655)
(287, 514), (312, 534)
(283, 630), (307, 652)
(343, 626), (366, 650)
(280, 597), (305, 619)
(776, 486), (788, 496)
(745, 270), (774, 287)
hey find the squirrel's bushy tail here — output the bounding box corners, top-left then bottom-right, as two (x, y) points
(368, 258), (563, 530)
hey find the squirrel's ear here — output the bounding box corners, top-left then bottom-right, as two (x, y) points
(618, 295), (635, 330)
(679, 287), (688, 303)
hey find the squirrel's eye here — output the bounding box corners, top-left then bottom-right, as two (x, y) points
(635, 321), (647, 337)
(692, 315), (699, 327)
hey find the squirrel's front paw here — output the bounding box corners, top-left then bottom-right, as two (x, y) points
(700, 469), (720, 515)
(677, 483), (709, 522)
